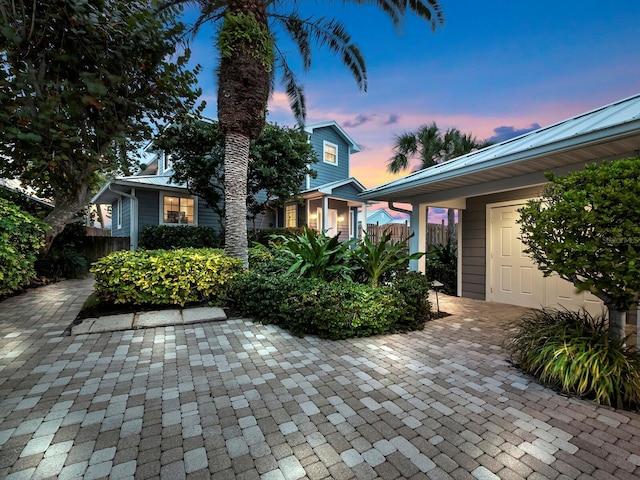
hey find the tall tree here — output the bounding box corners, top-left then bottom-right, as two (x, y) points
(156, 120), (317, 232)
(388, 122), (491, 244)
(184, 0), (444, 267)
(0, 0), (201, 251)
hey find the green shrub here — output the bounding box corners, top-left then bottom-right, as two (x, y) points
(351, 232), (424, 287)
(91, 248), (243, 306)
(507, 308), (640, 409)
(36, 222), (89, 280)
(0, 198), (48, 296)
(139, 225), (223, 250)
(391, 272), (432, 330)
(425, 258), (456, 295)
(249, 226), (305, 246)
(274, 227), (356, 281)
(230, 272), (404, 339)
(247, 243), (289, 275)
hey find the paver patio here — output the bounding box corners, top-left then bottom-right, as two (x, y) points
(1, 277), (639, 479)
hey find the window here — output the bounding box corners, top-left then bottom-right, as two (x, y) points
(162, 195), (195, 225)
(163, 152), (173, 173)
(116, 198), (122, 229)
(323, 141), (338, 165)
(285, 204), (297, 228)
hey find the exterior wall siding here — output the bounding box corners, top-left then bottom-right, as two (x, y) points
(138, 190), (160, 230)
(308, 127), (350, 188)
(461, 185), (544, 300)
(111, 198), (130, 237)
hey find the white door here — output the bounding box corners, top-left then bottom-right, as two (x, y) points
(488, 202), (603, 314)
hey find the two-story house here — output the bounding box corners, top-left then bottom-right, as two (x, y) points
(91, 121), (369, 249)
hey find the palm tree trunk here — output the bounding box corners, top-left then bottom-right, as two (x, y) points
(224, 132), (251, 267)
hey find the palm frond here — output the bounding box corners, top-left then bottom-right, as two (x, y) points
(279, 13), (312, 71)
(348, 0), (444, 31)
(275, 49), (306, 127)
(297, 16), (367, 92)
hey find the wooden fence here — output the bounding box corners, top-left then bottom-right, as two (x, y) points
(81, 236), (130, 263)
(86, 226), (112, 237)
(366, 221), (448, 250)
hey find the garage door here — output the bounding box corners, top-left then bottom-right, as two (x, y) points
(488, 202), (603, 315)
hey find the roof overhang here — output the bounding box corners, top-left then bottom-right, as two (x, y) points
(361, 119), (640, 205)
(91, 177), (187, 204)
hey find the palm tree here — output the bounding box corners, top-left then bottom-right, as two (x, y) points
(388, 122), (491, 244)
(180, 0), (445, 267)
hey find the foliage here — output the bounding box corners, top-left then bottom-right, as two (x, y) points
(273, 227), (356, 281)
(230, 272), (406, 339)
(352, 231), (424, 287)
(507, 308), (640, 409)
(425, 242), (457, 295)
(0, 198), (49, 296)
(139, 225), (223, 250)
(518, 158), (640, 312)
(249, 227), (306, 246)
(218, 12), (274, 70)
(0, 0), (202, 250)
(0, 187), (53, 219)
(390, 272), (433, 330)
(35, 223), (89, 281)
(91, 249), (243, 306)
(157, 121), (316, 228)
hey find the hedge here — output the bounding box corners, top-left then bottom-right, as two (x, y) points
(230, 271), (431, 339)
(0, 198), (48, 296)
(91, 248), (242, 306)
(139, 225), (223, 250)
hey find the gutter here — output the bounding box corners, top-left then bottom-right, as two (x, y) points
(109, 184), (138, 251)
(388, 202), (412, 215)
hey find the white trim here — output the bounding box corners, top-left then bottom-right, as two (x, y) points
(323, 141), (339, 166)
(457, 210), (463, 297)
(162, 151), (174, 174)
(116, 197), (122, 230)
(159, 192), (198, 226)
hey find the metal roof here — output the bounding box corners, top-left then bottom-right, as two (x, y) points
(361, 93), (640, 203)
(91, 175), (186, 204)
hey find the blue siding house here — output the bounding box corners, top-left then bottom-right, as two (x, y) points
(92, 121), (369, 249)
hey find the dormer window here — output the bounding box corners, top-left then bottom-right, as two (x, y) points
(323, 141), (338, 165)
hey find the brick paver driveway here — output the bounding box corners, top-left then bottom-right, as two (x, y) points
(1, 278), (639, 479)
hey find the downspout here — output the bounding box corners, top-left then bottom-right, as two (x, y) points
(109, 185), (138, 251)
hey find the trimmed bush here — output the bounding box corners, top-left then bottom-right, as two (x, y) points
(507, 308), (640, 409)
(91, 248), (243, 306)
(230, 271), (431, 339)
(391, 272), (432, 330)
(139, 225), (223, 250)
(0, 198), (48, 296)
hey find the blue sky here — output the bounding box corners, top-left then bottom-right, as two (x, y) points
(182, 0), (640, 198)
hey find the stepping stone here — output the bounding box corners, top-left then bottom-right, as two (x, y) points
(134, 310), (181, 328)
(182, 307), (226, 324)
(71, 319), (95, 335)
(90, 313), (134, 332)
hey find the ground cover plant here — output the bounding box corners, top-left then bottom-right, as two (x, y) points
(507, 308), (640, 409)
(91, 248), (242, 307)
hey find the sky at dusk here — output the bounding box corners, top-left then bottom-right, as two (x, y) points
(180, 1), (640, 219)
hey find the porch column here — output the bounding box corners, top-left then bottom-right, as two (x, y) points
(322, 195), (329, 232)
(361, 202), (368, 239)
(409, 202), (427, 273)
(457, 209), (463, 297)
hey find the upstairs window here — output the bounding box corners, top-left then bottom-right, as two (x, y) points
(285, 204), (297, 228)
(162, 195), (195, 225)
(163, 152), (173, 173)
(323, 141), (338, 165)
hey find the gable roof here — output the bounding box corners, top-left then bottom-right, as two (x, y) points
(302, 177), (367, 196)
(304, 121), (361, 153)
(361, 93), (640, 203)
(91, 175), (187, 204)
